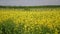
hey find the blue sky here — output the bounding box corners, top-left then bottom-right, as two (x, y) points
(0, 0), (60, 6)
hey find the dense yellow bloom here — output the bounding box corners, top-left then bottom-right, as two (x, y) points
(0, 8), (60, 34)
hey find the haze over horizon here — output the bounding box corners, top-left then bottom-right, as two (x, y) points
(0, 0), (60, 6)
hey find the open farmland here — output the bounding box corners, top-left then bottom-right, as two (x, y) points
(0, 7), (60, 34)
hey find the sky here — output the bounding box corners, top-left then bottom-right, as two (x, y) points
(0, 0), (60, 6)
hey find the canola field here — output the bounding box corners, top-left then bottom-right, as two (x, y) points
(0, 8), (60, 34)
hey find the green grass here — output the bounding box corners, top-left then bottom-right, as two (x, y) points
(0, 19), (16, 34)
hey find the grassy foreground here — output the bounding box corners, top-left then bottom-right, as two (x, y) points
(0, 8), (60, 34)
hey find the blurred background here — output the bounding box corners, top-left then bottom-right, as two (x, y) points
(0, 0), (60, 6)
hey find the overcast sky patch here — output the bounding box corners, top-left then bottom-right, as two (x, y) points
(0, 0), (60, 6)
